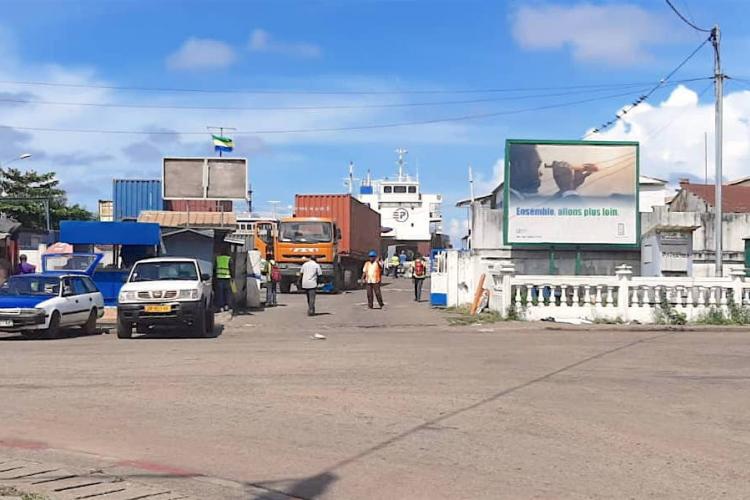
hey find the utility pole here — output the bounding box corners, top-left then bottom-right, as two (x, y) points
(711, 25), (724, 277)
(468, 165), (475, 250)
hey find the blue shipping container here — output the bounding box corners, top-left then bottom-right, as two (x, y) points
(113, 179), (164, 220)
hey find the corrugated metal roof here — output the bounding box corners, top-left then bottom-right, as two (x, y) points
(138, 211), (236, 228)
(679, 183), (750, 213)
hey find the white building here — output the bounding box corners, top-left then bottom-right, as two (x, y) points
(357, 150), (444, 253)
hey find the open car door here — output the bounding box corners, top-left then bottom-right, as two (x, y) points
(42, 253), (103, 276)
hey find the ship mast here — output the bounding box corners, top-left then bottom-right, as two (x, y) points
(395, 148), (408, 181)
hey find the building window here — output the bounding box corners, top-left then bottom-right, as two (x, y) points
(408, 186), (417, 193)
(384, 186), (393, 193)
(394, 186), (407, 193)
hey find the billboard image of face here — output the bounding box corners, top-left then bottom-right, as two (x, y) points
(504, 141), (638, 246)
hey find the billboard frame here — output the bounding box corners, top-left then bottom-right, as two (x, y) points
(502, 139), (640, 249)
(162, 157), (248, 201)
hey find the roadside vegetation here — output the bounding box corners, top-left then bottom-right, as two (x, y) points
(0, 486), (49, 500)
(444, 305), (504, 326)
(695, 304), (750, 325)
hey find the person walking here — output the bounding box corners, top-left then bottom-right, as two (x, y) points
(262, 251), (279, 307)
(16, 255), (36, 275)
(389, 254), (400, 278)
(215, 249), (234, 313)
(299, 256), (321, 316)
(412, 254), (427, 302)
(362, 250), (385, 309)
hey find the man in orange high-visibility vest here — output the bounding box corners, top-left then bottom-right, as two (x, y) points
(361, 250), (385, 309)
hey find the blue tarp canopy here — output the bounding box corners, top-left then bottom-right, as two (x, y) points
(60, 221), (161, 246)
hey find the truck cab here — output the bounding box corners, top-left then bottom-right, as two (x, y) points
(274, 217), (340, 293)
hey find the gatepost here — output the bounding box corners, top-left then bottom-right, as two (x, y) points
(615, 264), (633, 322)
(499, 262), (516, 318)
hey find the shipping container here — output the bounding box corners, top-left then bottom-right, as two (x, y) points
(294, 194), (381, 260)
(113, 179), (163, 221)
(164, 199), (234, 212)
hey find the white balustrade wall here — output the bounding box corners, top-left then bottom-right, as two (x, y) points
(437, 251), (750, 323)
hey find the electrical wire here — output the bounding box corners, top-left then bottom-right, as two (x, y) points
(0, 87), (659, 136)
(0, 77), (710, 96)
(584, 36), (711, 138)
(665, 0), (712, 33)
(0, 78), (710, 112)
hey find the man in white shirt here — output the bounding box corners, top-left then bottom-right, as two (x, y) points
(299, 256), (322, 316)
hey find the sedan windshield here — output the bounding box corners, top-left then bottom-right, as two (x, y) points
(279, 222), (333, 243)
(130, 262), (198, 282)
(0, 276), (60, 296)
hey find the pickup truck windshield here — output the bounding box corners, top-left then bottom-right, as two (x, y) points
(130, 262), (199, 282)
(279, 222), (333, 243)
(0, 276), (60, 296)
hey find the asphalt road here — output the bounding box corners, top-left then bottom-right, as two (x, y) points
(0, 279), (749, 499)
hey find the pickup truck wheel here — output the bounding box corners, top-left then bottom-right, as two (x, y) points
(204, 308), (216, 338)
(82, 308), (97, 335)
(117, 318), (132, 339)
(192, 305), (207, 337)
(43, 311), (61, 340)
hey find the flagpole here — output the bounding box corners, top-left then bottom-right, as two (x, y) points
(207, 126), (236, 158)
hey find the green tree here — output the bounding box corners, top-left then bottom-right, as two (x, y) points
(0, 168), (93, 230)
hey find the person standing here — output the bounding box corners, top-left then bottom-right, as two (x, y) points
(16, 255), (36, 275)
(299, 256), (321, 316)
(262, 251), (279, 307)
(412, 254), (427, 302)
(215, 250), (234, 313)
(389, 254), (400, 278)
(362, 250), (385, 309)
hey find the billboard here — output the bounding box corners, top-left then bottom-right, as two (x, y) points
(504, 140), (639, 246)
(162, 157), (248, 200)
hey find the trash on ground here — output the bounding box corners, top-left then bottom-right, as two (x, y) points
(311, 333), (327, 340)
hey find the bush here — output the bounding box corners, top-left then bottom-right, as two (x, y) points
(653, 298), (687, 325)
(696, 303), (750, 325)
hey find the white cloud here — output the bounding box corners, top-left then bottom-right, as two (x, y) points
(511, 3), (679, 65)
(473, 158), (504, 197)
(0, 28), (490, 210)
(447, 217), (469, 247)
(589, 84), (750, 183)
(166, 37), (236, 70)
(248, 29), (321, 58)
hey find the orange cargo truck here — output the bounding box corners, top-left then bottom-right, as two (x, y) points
(276, 194), (381, 293)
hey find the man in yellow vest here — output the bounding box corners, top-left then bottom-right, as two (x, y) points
(215, 250), (234, 313)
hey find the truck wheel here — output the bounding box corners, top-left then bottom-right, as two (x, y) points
(280, 280), (291, 294)
(82, 308), (98, 335)
(204, 308), (216, 338)
(117, 318), (132, 339)
(192, 306), (207, 337)
(43, 311), (61, 340)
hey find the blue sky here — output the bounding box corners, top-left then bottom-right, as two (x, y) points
(1, 0), (749, 241)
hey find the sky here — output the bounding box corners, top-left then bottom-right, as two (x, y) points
(1, 0), (749, 243)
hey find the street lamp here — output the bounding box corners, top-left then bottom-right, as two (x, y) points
(0, 153), (32, 168)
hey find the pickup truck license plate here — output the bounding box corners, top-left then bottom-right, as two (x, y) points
(0, 320), (14, 327)
(144, 305), (171, 313)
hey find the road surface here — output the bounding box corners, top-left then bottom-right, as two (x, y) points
(0, 279), (749, 499)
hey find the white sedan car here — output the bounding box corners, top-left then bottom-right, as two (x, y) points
(0, 272), (105, 339)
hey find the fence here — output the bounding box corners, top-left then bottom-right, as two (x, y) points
(432, 251), (750, 323)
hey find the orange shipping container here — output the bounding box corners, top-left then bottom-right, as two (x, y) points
(294, 194), (381, 260)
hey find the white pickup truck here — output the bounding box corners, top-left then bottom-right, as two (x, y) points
(117, 257), (215, 338)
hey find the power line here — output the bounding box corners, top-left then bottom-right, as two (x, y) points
(0, 87), (657, 137)
(585, 36), (711, 138)
(0, 78), (710, 112)
(0, 77), (708, 96)
(665, 0), (712, 33)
